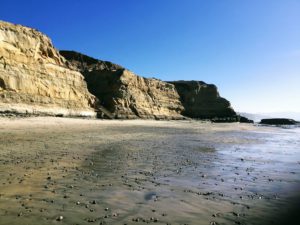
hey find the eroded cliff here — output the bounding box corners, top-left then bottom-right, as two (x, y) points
(0, 20), (240, 120)
(60, 51), (184, 119)
(0, 21), (96, 117)
(169, 81), (237, 119)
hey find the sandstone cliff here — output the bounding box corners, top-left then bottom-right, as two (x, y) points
(169, 81), (237, 119)
(0, 21), (96, 117)
(60, 51), (184, 119)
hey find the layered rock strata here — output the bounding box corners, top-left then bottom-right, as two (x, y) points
(0, 21), (96, 117)
(0, 20), (242, 121)
(60, 51), (184, 119)
(169, 81), (237, 119)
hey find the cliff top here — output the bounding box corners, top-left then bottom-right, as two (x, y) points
(168, 80), (218, 90)
(60, 50), (124, 72)
(0, 20), (67, 66)
(0, 20), (44, 37)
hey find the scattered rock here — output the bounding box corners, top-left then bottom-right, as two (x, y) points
(56, 215), (63, 221)
(260, 118), (298, 125)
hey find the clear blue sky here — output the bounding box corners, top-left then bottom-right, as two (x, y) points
(1, 0), (299, 113)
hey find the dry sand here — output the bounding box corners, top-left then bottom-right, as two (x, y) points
(0, 117), (300, 225)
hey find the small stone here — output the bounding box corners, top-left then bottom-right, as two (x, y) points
(56, 215), (63, 221)
(233, 212), (239, 217)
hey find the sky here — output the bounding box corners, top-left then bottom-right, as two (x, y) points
(1, 0), (299, 113)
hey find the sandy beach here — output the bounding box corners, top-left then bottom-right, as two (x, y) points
(0, 117), (300, 225)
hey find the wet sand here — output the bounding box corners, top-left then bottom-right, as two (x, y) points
(0, 117), (300, 225)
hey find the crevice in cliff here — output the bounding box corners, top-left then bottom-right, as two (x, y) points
(0, 77), (5, 89)
(0, 56), (7, 69)
(129, 103), (141, 118)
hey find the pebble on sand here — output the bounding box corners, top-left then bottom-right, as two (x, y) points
(56, 215), (63, 221)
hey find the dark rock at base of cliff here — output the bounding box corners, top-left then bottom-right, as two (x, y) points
(210, 115), (253, 123)
(260, 118), (298, 125)
(239, 116), (254, 123)
(211, 117), (238, 123)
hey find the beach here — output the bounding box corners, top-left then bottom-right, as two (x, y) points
(0, 117), (300, 225)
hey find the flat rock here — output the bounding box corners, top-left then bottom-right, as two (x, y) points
(259, 118), (298, 125)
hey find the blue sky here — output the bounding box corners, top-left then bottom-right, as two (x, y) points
(1, 0), (299, 113)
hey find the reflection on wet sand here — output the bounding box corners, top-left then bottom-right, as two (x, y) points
(0, 118), (299, 225)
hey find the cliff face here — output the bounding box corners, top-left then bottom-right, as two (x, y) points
(60, 51), (184, 119)
(169, 81), (236, 119)
(0, 21), (246, 120)
(0, 21), (96, 117)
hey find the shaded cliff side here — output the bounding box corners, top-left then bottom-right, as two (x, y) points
(60, 50), (124, 72)
(0, 21), (96, 117)
(60, 50), (184, 119)
(169, 81), (237, 119)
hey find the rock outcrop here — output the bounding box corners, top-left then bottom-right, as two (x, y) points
(60, 51), (184, 119)
(168, 81), (237, 119)
(0, 21), (96, 117)
(238, 116), (254, 123)
(260, 118), (298, 125)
